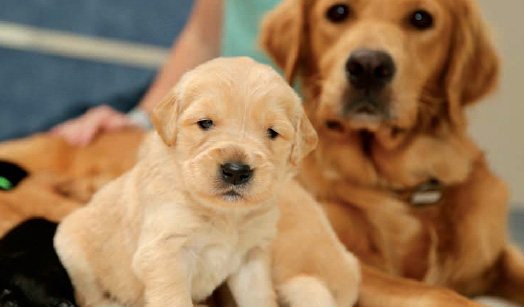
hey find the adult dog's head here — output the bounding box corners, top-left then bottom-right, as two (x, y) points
(261, 0), (499, 189)
(261, 0), (498, 135)
(151, 57), (317, 208)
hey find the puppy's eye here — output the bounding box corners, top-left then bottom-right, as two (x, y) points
(197, 119), (214, 130)
(326, 4), (351, 23)
(409, 10), (433, 30)
(267, 128), (279, 140)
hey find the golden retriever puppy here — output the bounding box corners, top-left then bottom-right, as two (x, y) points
(53, 57), (319, 307)
(261, 0), (523, 306)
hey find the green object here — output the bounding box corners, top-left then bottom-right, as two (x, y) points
(0, 176), (13, 190)
(221, 0), (281, 69)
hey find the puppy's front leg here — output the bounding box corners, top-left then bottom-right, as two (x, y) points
(227, 248), (278, 307)
(133, 243), (193, 307)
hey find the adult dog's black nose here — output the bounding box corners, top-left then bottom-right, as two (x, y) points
(220, 163), (253, 185)
(345, 49), (396, 90)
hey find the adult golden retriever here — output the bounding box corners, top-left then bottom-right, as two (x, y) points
(261, 0), (524, 306)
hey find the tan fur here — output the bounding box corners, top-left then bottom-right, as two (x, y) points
(53, 57), (360, 307)
(0, 172), (81, 236)
(273, 180), (361, 307)
(261, 0), (523, 306)
(0, 129), (144, 177)
(0, 129), (144, 235)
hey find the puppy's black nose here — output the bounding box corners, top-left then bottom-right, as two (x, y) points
(220, 163), (253, 185)
(345, 49), (396, 90)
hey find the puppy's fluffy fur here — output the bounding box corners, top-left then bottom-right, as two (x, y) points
(54, 57), (320, 307)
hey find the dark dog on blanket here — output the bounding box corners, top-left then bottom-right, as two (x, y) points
(0, 218), (76, 307)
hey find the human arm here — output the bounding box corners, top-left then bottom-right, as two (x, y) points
(50, 0), (224, 146)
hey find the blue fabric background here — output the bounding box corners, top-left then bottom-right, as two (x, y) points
(0, 0), (193, 140)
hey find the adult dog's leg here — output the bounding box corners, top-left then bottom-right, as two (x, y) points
(488, 245), (524, 304)
(359, 264), (486, 307)
(0, 134), (72, 173)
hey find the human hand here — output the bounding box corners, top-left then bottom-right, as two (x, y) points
(50, 105), (136, 146)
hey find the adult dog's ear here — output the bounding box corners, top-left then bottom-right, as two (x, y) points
(445, 0), (500, 126)
(151, 90), (180, 147)
(290, 106), (318, 166)
(260, 0), (308, 83)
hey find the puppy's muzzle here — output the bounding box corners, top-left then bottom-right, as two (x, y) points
(344, 48), (395, 117)
(220, 163), (253, 186)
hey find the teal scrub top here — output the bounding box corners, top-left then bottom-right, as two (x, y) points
(220, 0), (281, 67)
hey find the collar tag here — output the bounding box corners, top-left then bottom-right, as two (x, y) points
(410, 190), (443, 206)
(409, 179), (444, 206)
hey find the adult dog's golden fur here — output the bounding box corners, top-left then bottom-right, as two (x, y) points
(53, 58), (360, 307)
(0, 130), (144, 235)
(261, 0), (524, 306)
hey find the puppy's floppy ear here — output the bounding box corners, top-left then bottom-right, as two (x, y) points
(151, 90), (180, 147)
(290, 106), (318, 166)
(444, 0), (500, 126)
(260, 0), (308, 83)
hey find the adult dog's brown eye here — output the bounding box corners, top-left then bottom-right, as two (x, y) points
(410, 10), (433, 30)
(326, 4), (351, 23)
(197, 119), (214, 130)
(267, 128), (279, 139)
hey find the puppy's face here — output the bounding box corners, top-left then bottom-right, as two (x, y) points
(152, 58), (317, 208)
(262, 0), (499, 135)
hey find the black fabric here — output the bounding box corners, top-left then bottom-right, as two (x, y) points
(0, 218), (76, 307)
